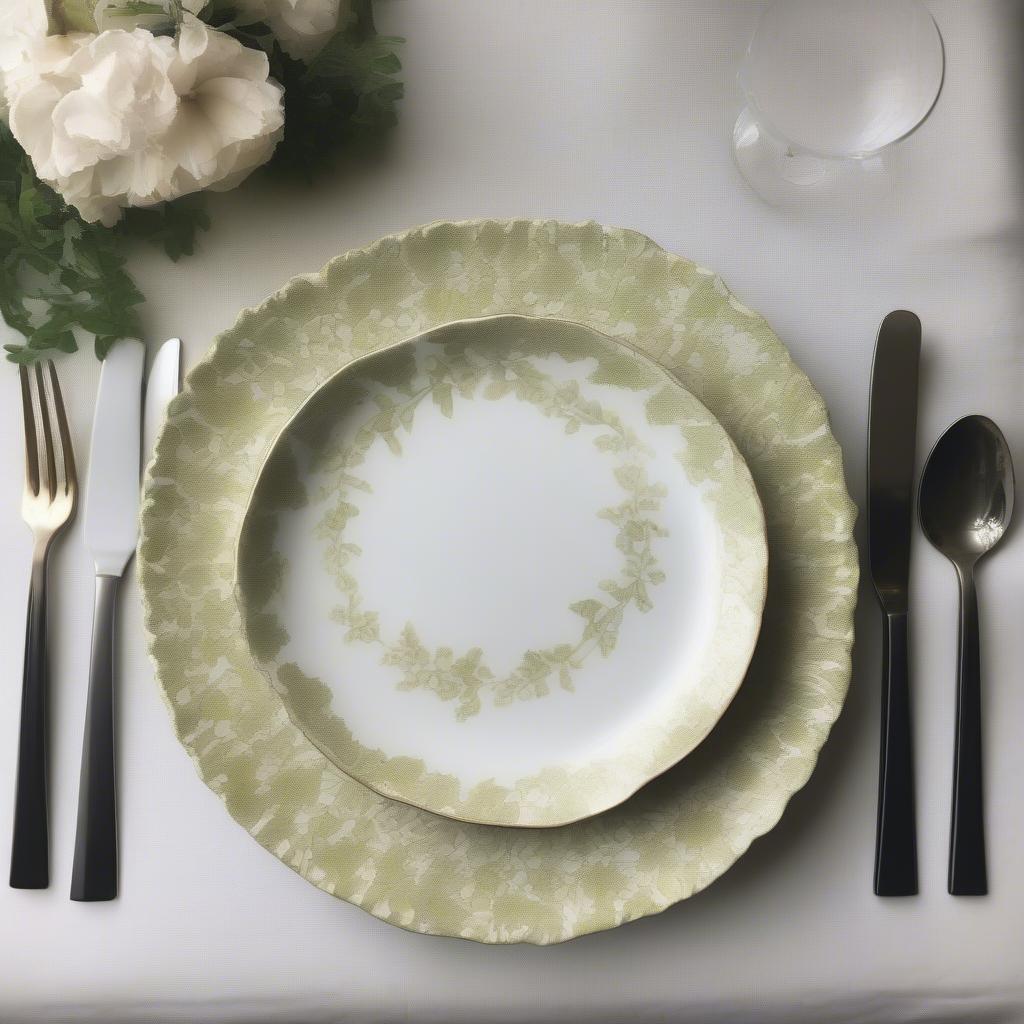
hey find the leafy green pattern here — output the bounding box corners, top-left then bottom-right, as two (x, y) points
(236, 314), (766, 827)
(316, 344), (668, 721)
(139, 220), (858, 943)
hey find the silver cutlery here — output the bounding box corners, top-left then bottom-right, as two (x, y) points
(868, 310), (921, 897)
(919, 415), (1015, 895)
(10, 362), (77, 890)
(71, 340), (145, 902)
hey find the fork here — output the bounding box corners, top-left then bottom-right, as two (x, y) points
(10, 361), (77, 890)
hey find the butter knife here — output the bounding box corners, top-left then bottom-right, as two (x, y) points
(869, 310), (922, 897)
(71, 339), (145, 902)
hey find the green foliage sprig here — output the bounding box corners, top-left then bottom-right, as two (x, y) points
(0, 0), (401, 363)
(202, 0), (403, 180)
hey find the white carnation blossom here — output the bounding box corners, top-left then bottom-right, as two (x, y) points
(7, 16), (284, 225)
(0, 0), (50, 118)
(184, 0), (355, 60)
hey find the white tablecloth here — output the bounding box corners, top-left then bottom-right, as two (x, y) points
(2, 2), (1023, 1021)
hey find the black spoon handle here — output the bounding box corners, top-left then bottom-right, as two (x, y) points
(10, 550), (50, 889)
(71, 574), (120, 902)
(874, 610), (918, 896)
(949, 566), (986, 895)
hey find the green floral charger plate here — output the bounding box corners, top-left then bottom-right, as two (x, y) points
(140, 219), (858, 944)
(234, 314), (768, 828)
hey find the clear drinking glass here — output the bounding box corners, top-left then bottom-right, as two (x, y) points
(732, 0), (945, 206)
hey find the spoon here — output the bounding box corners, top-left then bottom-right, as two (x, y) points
(919, 415), (1014, 895)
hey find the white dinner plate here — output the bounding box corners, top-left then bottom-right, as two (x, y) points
(235, 314), (767, 827)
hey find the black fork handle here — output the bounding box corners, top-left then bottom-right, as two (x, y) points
(10, 548), (50, 889)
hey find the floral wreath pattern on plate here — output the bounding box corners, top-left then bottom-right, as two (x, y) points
(235, 314), (765, 828)
(314, 342), (670, 721)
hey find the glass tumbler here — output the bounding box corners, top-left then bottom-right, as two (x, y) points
(732, 0), (945, 206)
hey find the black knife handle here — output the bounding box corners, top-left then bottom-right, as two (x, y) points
(874, 610), (918, 896)
(10, 550), (50, 889)
(71, 574), (119, 902)
(949, 566), (986, 895)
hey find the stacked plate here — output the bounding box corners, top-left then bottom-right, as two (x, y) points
(140, 220), (858, 944)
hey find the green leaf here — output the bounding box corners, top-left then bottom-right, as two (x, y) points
(4, 345), (39, 365)
(118, 194), (211, 261)
(94, 335), (121, 359)
(0, 123), (145, 365)
(215, 0), (403, 183)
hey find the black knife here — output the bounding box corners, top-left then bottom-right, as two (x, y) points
(868, 310), (922, 897)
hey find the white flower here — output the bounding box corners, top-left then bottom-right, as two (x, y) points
(7, 16), (284, 224)
(0, 0), (49, 118)
(184, 0), (355, 60)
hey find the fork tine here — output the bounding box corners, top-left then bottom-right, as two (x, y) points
(46, 360), (76, 494)
(34, 363), (57, 502)
(19, 365), (40, 497)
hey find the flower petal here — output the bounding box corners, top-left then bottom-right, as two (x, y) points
(191, 76), (284, 144)
(9, 19), (284, 224)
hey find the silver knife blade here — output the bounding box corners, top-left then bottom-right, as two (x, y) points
(84, 339), (145, 577)
(867, 310), (921, 613)
(143, 337), (181, 469)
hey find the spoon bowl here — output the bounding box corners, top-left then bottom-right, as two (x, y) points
(918, 413), (1014, 896)
(919, 415), (1014, 566)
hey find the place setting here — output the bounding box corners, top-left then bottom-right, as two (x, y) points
(19, 213), (1016, 939)
(0, 0), (1019, 993)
